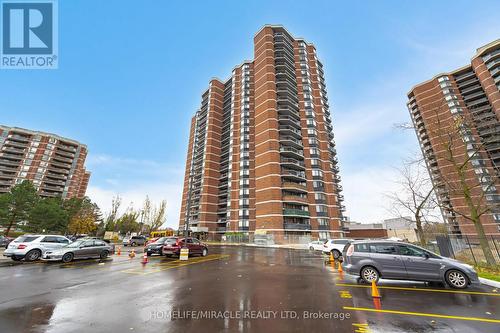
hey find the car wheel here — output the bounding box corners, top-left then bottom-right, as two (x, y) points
(100, 251), (109, 260)
(202, 248), (208, 257)
(62, 253), (74, 263)
(361, 266), (380, 283)
(25, 249), (42, 262)
(332, 250), (341, 259)
(131, 242), (137, 247)
(11, 256), (22, 261)
(445, 269), (469, 289)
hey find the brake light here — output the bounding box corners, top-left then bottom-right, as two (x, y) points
(17, 244), (27, 249)
(346, 244), (354, 256)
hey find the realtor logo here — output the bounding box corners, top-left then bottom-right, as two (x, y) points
(1, 0), (58, 69)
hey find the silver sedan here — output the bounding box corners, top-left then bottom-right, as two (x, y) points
(42, 239), (114, 263)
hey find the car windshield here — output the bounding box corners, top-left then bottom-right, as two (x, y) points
(14, 236), (38, 243)
(154, 237), (167, 244)
(164, 238), (178, 245)
(66, 240), (85, 248)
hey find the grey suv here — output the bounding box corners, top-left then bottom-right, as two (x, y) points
(342, 240), (479, 289)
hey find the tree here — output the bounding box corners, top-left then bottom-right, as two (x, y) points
(149, 200), (167, 234)
(428, 104), (500, 265)
(387, 156), (438, 246)
(115, 207), (140, 234)
(0, 181), (39, 236)
(104, 195), (122, 232)
(28, 197), (68, 233)
(67, 197), (100, 235)
(141, 197), (166, 234)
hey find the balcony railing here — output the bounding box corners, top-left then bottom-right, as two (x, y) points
(284, 222), (311, 231)
(283, 209), (310, 217)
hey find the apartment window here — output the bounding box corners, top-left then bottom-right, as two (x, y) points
(239, 189), (249, 196)
(240, 179), (249, 186)
(308, 138), (318, 146)
(317, 218), (329, 226)
(315, 193), (327, 202)
(313, 181), (324, 190)
(240, 160), (249, 167)
(27, 153), (35, 159)
(239, 209), (250, 217)
(316, 205), (328, 213)
(310, 159), (320, 167)
(309, 148), (319, 156)
(22, 165), (30, 171)
(240, 169), (249, 176)
(19, 172), (27, 177)
(312, 169), (323, 178)
(239, 198), (249, 207)
(307, 129), (317, 136)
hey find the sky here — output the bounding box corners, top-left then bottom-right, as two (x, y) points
(1, 0), (499, 228)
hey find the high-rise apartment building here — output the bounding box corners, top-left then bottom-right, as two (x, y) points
(0, 126), (91, 199)
(407, 40), (500, 235)
(179, 25), (345, 243)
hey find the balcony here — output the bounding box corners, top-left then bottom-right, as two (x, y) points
(279, 126), (302, 139)
(8, 135), (30, 143)
(282, 182), (307, 192)
(282, 195), (308, 204)
(280, 136), (303, 149)
(284, 222), (311, 231)
(280, 146), (304, 159)
(4, 141), (28, 149)
(283, 209), (310, 217)
(281, 169), (306, 181)
(0, 160), (19, 167)
(46, 173), (67, 180)
(280, 157), (305, 170)
(278, 115), (301, 128)
(318, 225), (330, 230)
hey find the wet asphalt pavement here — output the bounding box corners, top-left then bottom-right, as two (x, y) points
(0, 246), (499, 333)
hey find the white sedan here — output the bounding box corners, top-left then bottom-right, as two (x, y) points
(307, 240), (325, 251)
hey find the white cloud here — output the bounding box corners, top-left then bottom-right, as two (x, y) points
(87, 181), (183, 229)
(341, 166), (400, 223)
(85, 153), (184, 229)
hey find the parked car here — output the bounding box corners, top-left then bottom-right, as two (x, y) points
(342, 240), (479, 289)
(308, 240), (325, 251)
(145, 237), (168, 256)
(0, 236), (13, 249)
(162, 237), (208, 257)
(80, 237), (115, 252)
(123, 235), (147, 247)
(145, 237), (160, 246)
(3, 235), (71, 261)
(42, 239), (114, 263)
(323, 239), (353, 258)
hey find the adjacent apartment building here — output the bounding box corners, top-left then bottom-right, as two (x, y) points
(179, 25), (345, 243)
(0, 126), (90, 199)
(407, 40), (500, 236)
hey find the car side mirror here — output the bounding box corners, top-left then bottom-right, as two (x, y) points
(424, 253), (430, 259)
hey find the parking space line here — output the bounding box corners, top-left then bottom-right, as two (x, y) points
(121, 255), (230, 275)
(343, 306), (500, 324)
(336, 283), (500, 297)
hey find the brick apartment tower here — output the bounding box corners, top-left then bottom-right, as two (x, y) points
(179, 25), (345, 243)
(0, 126), (91, 199)
(407, 40), (500, 236)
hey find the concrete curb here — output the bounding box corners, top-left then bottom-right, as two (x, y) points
(479, 277), (500, 288)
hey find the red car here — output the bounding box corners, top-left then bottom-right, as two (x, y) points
(162, 237), (208, 257)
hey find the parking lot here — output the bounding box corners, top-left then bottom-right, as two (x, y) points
(0, 246), (499, 333)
